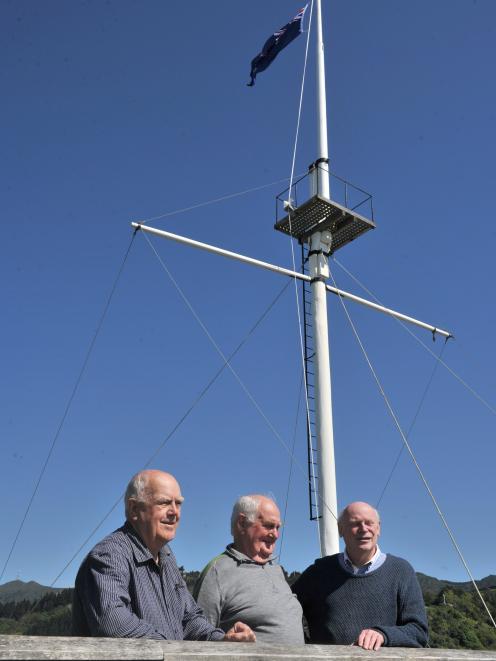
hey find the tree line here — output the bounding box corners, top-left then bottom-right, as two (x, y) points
(424, 588), (496, 650)
(0, 589), (73, 635)
(1, 572), (496, 649)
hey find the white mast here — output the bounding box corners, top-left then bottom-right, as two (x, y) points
(316, 0), (330, 198)
(132, 0), (453, 562)
(308, 0), (339, 557)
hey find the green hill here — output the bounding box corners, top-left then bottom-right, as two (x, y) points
(418, 573), (496, 597)
(426, 588), (496, 649)
(0, 580), (64, 604)
(0, 588), (73, 635)
(1, 574), (496, 648)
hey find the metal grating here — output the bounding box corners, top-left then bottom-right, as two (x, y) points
(274, 194), (375, 254)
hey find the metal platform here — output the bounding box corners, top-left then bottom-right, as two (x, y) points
(274, 194), (375, 254)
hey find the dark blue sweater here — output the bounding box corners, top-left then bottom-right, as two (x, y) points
(292, 554), (428, 647)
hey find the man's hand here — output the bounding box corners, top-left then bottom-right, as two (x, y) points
(355, 628), (384, 650)
(224, 621), (256, 643)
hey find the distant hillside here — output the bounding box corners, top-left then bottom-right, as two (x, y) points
(417, 573), (496, 597)
(0, 580), (64, 604)
(1, 576), (495, 648)
(3, 573), (496, 603)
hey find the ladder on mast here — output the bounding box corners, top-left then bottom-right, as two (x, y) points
(301, 242), (321, 521)
(276, 162), (377, 534)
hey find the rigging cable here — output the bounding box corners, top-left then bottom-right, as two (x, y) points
(50, 275), (292, 586)
(278, 371), (305, 564)
(0, 231), (138, 585)
(141, 231), (339, 522)
(135, 175), (304, 226)
(327, 264), (496, 629)
(376, 338), (448, 508)
(140, 231), (300, 464)
(334, 256), (496, 418)
(284, 0), (322, 526)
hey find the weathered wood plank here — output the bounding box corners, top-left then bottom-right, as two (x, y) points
(0, 635), (161, 660)
(155, 641), (496, 660)
(1, 636), (496, 661)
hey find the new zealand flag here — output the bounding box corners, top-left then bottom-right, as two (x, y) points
(247, 5), (308, 87)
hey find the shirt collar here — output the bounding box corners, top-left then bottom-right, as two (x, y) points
(123, 521), (171, 565)
(343, 545), (382, 574)
(225, 543), (275, 565)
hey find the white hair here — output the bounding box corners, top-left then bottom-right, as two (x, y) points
(230, 495), (262, 535)
(124, 471), (150, 518)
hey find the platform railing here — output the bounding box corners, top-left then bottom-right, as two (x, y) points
(275, 166), (374, 226)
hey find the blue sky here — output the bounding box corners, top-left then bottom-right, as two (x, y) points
(2, 0), (496, 589)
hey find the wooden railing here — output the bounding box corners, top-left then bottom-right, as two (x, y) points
(1, 636), (496, 660)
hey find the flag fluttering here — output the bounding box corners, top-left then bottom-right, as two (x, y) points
(247, 5), (308, 87)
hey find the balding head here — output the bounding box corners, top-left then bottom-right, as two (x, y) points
(338, 501), (381, 567)
(125, 470), (179, 517)
(125, 470), (183, 560)
(338, 502), (380, 530)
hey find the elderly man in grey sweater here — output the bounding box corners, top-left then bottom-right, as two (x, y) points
(194, 495), (304, 644)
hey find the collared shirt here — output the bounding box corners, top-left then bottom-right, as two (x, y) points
(339, 546), (387, 575)
(72, 522), (225, 641)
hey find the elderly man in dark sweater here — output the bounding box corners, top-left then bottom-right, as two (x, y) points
(292, 501), (428, 650)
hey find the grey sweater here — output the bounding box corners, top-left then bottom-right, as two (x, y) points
(194, 545), (304, 645)
(292, 553), (428, 647)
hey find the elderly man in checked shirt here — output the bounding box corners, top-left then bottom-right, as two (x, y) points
(72, 470), (255, 642)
